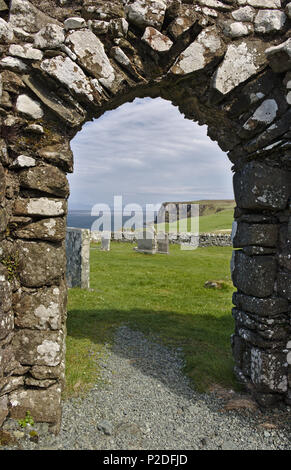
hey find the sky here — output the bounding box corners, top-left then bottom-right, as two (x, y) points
(68, 97), (234, 211)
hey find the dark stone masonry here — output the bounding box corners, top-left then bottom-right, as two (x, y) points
(0, 0), (290, 432)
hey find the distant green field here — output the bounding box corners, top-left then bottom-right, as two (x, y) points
(66, 243), (237, 398)
(156, 208), (234, 233)
(199, 208), (234, 233)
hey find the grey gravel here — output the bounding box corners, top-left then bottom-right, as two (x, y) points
(1, 326), (291, 450)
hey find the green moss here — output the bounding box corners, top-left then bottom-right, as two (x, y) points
(0, 430), (15, 446)
(29, 430), (39, 443)
(2, 252), (20, 281)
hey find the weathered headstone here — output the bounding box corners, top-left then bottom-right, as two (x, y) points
(157, 233), (169, 254)
(101, 235), (111, 251)
(66, 227), (90, 289)
(134, 228), (157, 254)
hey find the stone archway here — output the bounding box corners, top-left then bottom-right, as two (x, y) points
(0, 0), (290, 432)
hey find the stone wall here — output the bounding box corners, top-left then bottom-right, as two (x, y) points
(0, 0), (290, 431)
(66, 227), (90, 289)
(91, 231), (231, 246)
(170, 232), (232, 247)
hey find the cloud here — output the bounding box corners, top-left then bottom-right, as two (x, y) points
(68, 97), (233, 209)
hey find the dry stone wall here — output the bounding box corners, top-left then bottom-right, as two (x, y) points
(0, 0), (290, 431)
(91, 230), (232, 246)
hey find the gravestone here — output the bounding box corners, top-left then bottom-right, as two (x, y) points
(101, 235), (111, 252)
(157, 233), (169, 254)
(66, 228), (90, 289)
(134, 228), (157, 254)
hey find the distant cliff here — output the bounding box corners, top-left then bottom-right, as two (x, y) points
(156, 200), (235, 224)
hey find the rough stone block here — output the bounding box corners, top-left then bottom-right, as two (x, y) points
(236, 326), (285, 350)
(19, 164), (69, 197)
(0, 344), (15, 378)
(0, 139), (9, 166)
(30, 363), (64, 381)
(9, 385), (62, 433)
(250, 348), (287, 393)
(232, 292), (289, 316)
(231, 250), (276, 297)
(11, 155), (36, 169)
(0, 0), (8, 11)
(38, 143), (73, 173)
(233, 162), (290, 210)
(12, 329), (64, 367)
(17, 240), (66, 287)
(232, 221), (278, 248)
(25, 377), (57, 388)
(16, 94), (43, 119)
(171, 27), (224, 75)
(0, 207), (8, 233)
(242, 246), (276, 256)
(0, 376), (24, 397)
(15, 217), (66, 242)
(40, 55), (94, 102)
(13, 282), (66, 330)
(0, 279), (12, 315)
(0, 18), (14, 44)
(66, 228), (90, 289)
(142, 27), (173, 52)
(9, 0), (61, 34)
(0, 163), (5, 203)
(276, 272), (291, 301)
(23, 74), (85, 130)
(213, 40), (269, 96)
(266, 38), (291, 73)
(14, 197), (67, 217)
(1, 70), (25, 94)
(0, 311), (14, 341)
(231, 334), (245, 368)
(126, 0), (166, 30)
(233, 308), (287, 341)
(34, 24), (64, 49)
(0, 395), (8, 427)
(254, 10), (286, 34)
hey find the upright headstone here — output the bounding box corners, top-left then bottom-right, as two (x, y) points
(101, 235), (111, 251)
(157, 233), (169, 254)
(66, 227), (90, 288)
(134, 227), (157, 254)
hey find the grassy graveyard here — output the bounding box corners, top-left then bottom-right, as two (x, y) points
(65, 242), (237, 399)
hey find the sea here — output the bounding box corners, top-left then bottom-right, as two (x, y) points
(67, 210), (152, 231)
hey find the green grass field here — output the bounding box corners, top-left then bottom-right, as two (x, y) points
(155, 200), (235, 233)
(198, 208), (234, 233)
(66, 243), (237, 398)
(156, 208), (234, 233)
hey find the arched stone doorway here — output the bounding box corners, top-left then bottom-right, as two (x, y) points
(0, 0), (290, 432)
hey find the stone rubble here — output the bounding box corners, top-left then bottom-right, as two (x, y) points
(0, 0), (290, 434)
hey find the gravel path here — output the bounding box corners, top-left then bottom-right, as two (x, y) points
(1, 326), (290, 450)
